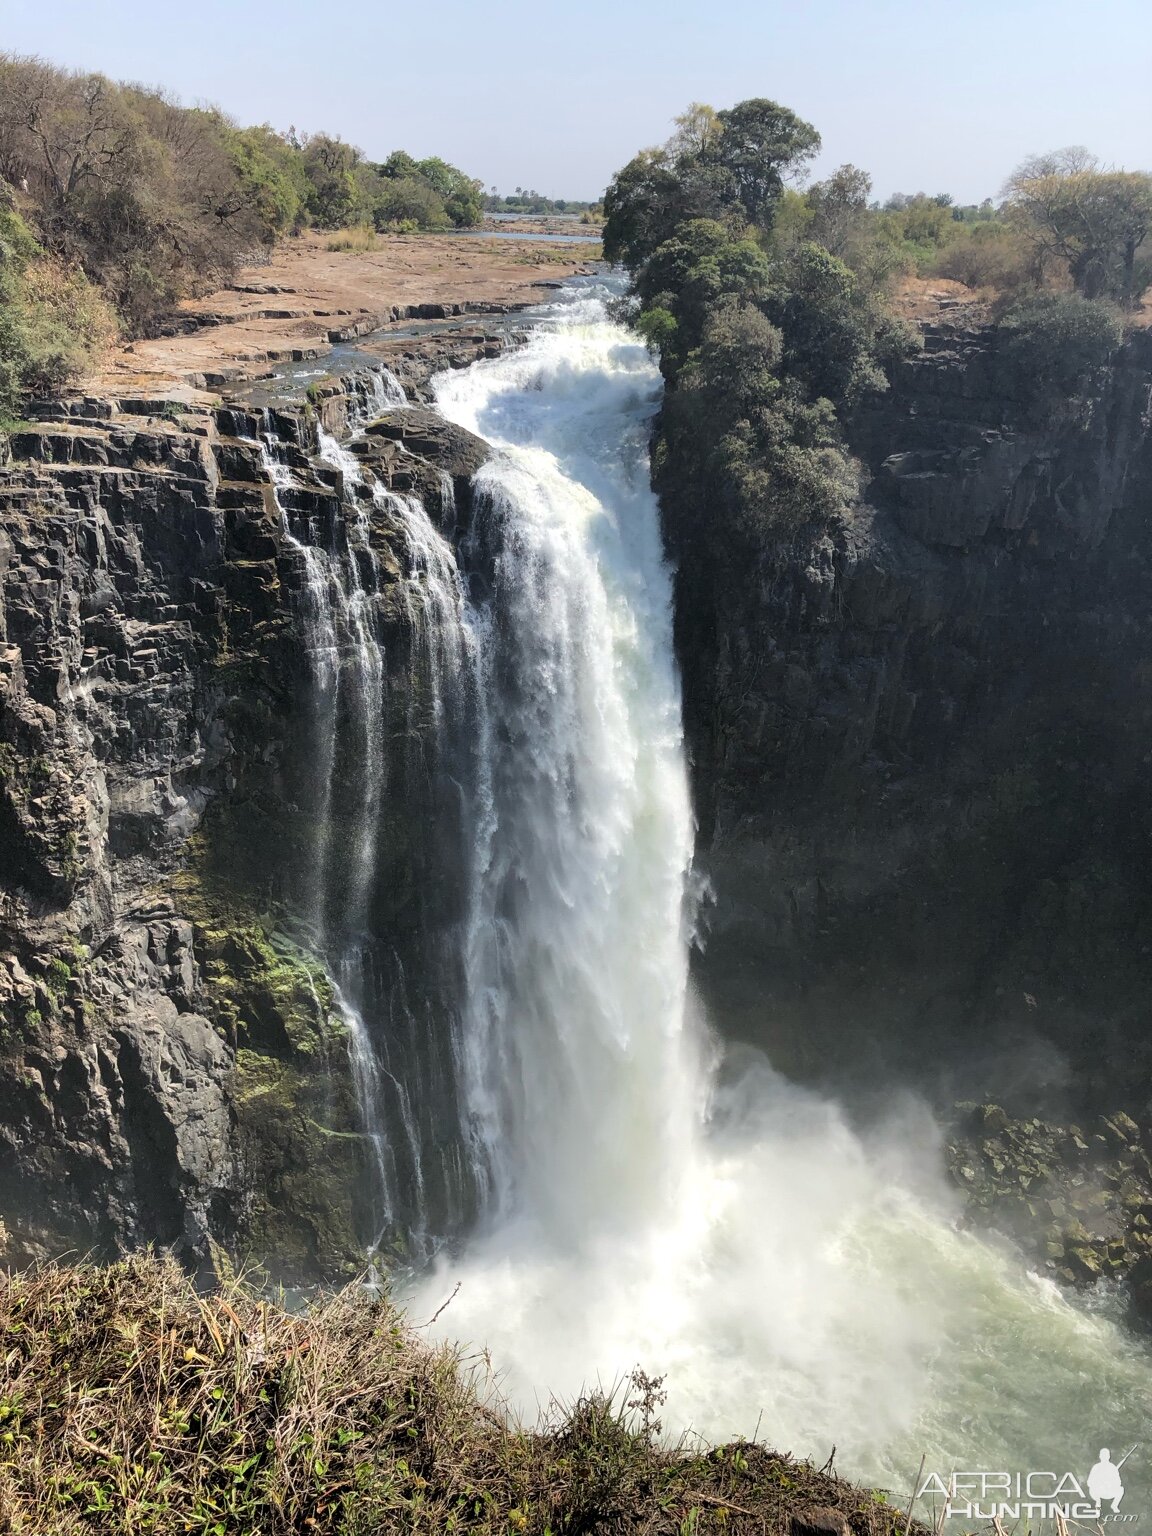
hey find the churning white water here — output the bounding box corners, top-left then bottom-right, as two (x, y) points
(407, 280), (1152, 1501)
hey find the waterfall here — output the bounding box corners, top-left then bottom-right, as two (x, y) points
(254, 370), (476, 1247)
(405, 279), (1152, 1497)
(436, 299), (701, 1237)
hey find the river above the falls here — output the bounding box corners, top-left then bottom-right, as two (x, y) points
(366, 277), (1152, 1513)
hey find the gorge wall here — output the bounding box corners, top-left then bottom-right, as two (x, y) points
(0, 366), (487, 1278)
(671, 314), (1152, 1115)
(3, 302), (1152, 1281)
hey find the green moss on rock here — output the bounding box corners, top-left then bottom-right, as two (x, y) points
(170, 840), (366, 1280)
(234, 1048), (365, 1280)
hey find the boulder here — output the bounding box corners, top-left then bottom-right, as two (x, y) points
(364, 406), (489, 483)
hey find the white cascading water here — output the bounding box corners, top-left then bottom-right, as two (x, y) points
(408, 279), (1152, 1500)
(256, 371), (477, 1242)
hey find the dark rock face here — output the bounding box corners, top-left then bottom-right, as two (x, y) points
(0, 377), (488, 1276)
(671, 322), (1152, 1111)
(360, 408), (490, 536)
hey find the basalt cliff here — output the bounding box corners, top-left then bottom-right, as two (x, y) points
(0, 360), (488, 1279)
(672, 311), (1152, 1107)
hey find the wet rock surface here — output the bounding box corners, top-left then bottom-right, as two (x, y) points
(947, 1101), (1152, 1325)
(0, 362), (488, 1278)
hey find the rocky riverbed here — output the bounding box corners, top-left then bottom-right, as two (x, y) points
(94, 230), (602, 405)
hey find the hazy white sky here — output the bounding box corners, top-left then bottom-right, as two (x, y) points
(0, 0), (1148, 203)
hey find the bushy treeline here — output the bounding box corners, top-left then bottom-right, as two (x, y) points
(604, 100), (916, 548)
(0, 187), (117, 419)
(0, 53), (484, 413)
(605, 100), (1148, 553)
(482, 188), (599, 215)
(850, 154), (1152, 304)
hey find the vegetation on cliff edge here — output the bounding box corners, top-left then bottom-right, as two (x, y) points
(0, 52), (487, 409)
(604, 99), (1148, 557)
(604, 100), (916, 551)
(0, 1254), (921, 1536)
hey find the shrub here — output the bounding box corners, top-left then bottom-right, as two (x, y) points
(371, 175), (451, 232)
(997, 292), (1123, 397)
(635, 305), (678, 351)
(931, 222), (1033, 292)
(0, 195), (116, 413)
(16, 255), (117, 395)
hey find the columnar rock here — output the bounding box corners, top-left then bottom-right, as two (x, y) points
(0, 377), (488, 1278)
(668, 320), (1152, 1105)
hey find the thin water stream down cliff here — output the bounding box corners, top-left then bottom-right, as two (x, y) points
(343, 280), (1152, 1505)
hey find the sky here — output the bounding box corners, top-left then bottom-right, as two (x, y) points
(0, 0), (1148, 204)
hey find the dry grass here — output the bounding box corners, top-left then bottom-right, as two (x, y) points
(326, 226), (380, 254)
(0, 1255), (922, 1535)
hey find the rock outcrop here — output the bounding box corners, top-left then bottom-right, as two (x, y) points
(671, 317), (1152, 1111)
(0, 373), (488, 1277)
(946, 1101), (1152, 1322)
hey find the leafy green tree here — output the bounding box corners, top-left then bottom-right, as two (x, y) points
(707, 98), (820, 228)
(417, 157), (483, 226)
(373, 177), (450, 231)
(602, 149), (744, 271)
(997, 291), (1123, 397)
(636, 220), (771, 370)
(764, 242), (908, 406)
(377, 151), (482, 227)
(379, 149), (421, 181)
(603, 149), (694, 269)
(226, 123), (308, 237)
(300, 133), (366, 227)
(659, 300), (860, 541)
(805, 164), (871, 260)
(876, 192), (955, 251)
(668, 102), (721, 163)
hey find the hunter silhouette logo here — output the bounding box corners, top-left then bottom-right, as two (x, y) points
(1088, 1448), (1133, 1515)
(918, 1443), (1140, 1522)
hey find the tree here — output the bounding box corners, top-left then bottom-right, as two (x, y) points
(997, 292), (1123, 398)
(707, 98), (820, 228)
(300, 133), (365, 227)
(805, 164), (872, 260)
(660, 299), (859, 541)
(379, 149), (420, 181)
(602, 148), (744, 271)
(1004, 149), (1152, 304)
(376, 151), (481, 227)
(416, 157), (482, 226)
(0, 56), (143, 241)
(225, 122), (309, 238)
(668, 102), (721, 163)
(764, 242), (900, 406)
(372, 177), (449, 231)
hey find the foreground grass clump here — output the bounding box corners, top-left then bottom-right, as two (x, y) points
(0, 1256), (916, 1535)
